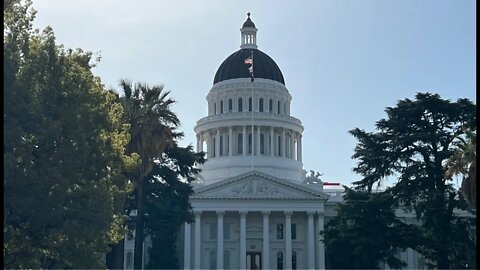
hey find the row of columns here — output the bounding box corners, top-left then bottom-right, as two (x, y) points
(184, 210), (325, 269)
(196, 126), (302, 161)
(210, 97), (290, 115)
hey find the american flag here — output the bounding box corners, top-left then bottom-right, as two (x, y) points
(244, 57), (253, 65)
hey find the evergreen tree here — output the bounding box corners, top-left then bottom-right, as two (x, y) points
(4, 0), (137, 268)
(145, 145), (205, 269)
(322, 187), (420, 269)
(350, 92), (476, 269)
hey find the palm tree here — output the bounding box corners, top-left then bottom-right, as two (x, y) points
(119, 79), (180, 269)
(446, 129), (476, 209)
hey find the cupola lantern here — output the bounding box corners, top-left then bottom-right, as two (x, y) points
(240, 12), (258, 49)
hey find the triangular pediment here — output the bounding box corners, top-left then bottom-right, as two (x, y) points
(191, 171), (329, 200)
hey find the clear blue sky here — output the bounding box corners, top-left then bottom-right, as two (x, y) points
(31, 0), (476, 187)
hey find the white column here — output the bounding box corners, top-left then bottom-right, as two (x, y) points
(298, 134), (302, 161)
(270, 127), (274, 156)
(199, 133), (204, 152)
(206, 132), (211, 158)
(215, 129), (220, 158)
(256, 126), (261, 156)
(262, 211), (270, 270)
(281, 129), (286, 158)
(194, 211), (202, 269)
(307, 211), (315, 269)
(285, 211), (292, 269)
(196, 134), (200, 153)
(242, 126), (247, 156)
(184, 222), (191, 269)
(290, 134), (294, 159)
(317, 212), (325, 269)
(228, 127), (233, 156)
(216, 211), (224, 269)
(407, 248), (416, 269)
(240, 211), (247, 270)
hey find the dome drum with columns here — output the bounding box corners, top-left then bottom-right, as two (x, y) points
(195, 13), (303, 184)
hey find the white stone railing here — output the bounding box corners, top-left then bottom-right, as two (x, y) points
(196, 111), (303, 126)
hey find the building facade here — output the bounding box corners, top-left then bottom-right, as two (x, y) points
(124, 14), (456, 270)
(180, 14), (339, 270)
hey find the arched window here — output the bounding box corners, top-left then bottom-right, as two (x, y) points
(277, 101), (281, 114)
(292, 251), (297, 270)
(259, 98), (264, 112)
(237, 133), (243, 154)
(249, 97), (252, 112)
(238, 98), (243, 112)
(269, 99), (273, 112)
(224, 250), (230, 269)
(209, 250), (216, 269)
(214, 102), (217, 114)
(260, 133), (265, 154)
(220, 100), (224, 114)
(228, 99), (233, 112)
(277, 251), (284, 270)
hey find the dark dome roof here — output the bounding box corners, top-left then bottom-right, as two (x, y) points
(242, 17), (256, 28)
(242, 12), (256, 28)
(213, 49), (285, 85)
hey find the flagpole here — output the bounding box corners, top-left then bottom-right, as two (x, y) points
(251, 50), (254, 171)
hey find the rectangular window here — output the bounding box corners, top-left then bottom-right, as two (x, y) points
(238, 98), (243, 112)
(277, 223), (284, 239)
(224, 223), (230, 239)
(210, 223), (217, 240)
(291, 223), (296, 240)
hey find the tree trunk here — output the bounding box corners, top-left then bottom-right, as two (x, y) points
(106, 240), (125, 269)
(133, 176), (146, 269)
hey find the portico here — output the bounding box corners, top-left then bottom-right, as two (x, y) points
(183, 171), (328, 269)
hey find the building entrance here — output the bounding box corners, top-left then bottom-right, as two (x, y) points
(246, 252), (262, 269)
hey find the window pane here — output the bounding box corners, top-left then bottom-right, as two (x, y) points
(224, 250), (230, 269)
(277, 251), (283, 270)
(238, 134), (243, 154)
(210, 250), (216, 269)
(292, 251), (297, 270)
(292, 223), (296, 240)
(224, 223), (230, 239)
(210, 223), (217, 240)
(277, 223), (284, 239)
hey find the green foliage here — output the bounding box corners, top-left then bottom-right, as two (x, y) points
(322, 187), (420, 269)
(144, 145), (205, 269)
(116, 79), (181, 269)
(349, 92), (476, 269)
(446, 129), (476, 209)
(4, 0), (136, 268)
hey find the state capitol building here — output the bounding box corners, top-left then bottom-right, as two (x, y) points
(124, 14), (428, 270)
